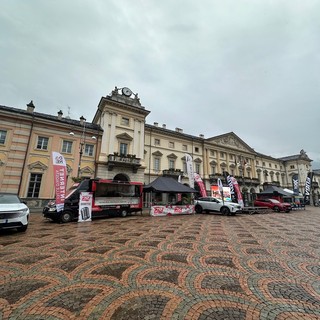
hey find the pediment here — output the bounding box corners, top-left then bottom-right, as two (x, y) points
(207, 132), (255, 153)
(28, 161), (48, 171)
(167, 153), (177, 159)
(80, 166), (94, 175)
(152, 151), (163, 156)
(116, 132), (133, 141)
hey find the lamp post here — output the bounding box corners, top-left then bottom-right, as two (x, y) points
(237, 155), (247, 206)
(78, 116), (86, 178)
(70, 116), (87, 179)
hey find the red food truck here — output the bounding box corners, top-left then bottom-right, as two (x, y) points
(43, 178), (143, 223)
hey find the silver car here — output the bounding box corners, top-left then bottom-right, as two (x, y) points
(195, 196), (242, 215)
(0, 193), (30, 232)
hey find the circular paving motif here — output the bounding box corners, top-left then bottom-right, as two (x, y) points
(0, 209), (320, 319)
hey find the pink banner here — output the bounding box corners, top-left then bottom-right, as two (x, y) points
(150, 205), (195, 216)
(231, 176), (244, 208)
(52, 152), (67, 212)
(194, 173), (207, 197)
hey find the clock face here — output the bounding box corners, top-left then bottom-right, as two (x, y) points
(122, 87), (132, 97)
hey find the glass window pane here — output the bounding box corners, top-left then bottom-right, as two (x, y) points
(0, 130), (7, 144)
(27, 173), (42, 198)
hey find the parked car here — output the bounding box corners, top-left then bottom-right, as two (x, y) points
(253, 198), (292, 212)
(194, 196), (242, 215)
(0, 193), (30, 232)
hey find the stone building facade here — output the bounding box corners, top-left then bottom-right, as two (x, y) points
(0, 102), (102, 208)
(1, 86), (319, 207)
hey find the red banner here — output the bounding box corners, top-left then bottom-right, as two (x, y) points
(231, 176), (244, 208)
(52, 152), (67, 212)
(194, 173), (207, 197)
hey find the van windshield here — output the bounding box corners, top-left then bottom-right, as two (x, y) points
(65, 183), (80, 199)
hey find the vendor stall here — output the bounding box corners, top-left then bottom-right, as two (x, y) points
(143, 176), (197, 216)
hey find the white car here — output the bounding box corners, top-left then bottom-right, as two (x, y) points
(0, 193), (30, 232)
(195, 196), (242, 215)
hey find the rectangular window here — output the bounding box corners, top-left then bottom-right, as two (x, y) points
(182, 144), (187, 151)
(169, 142), (174, 148)
(262, 162), (265, 166)
(0, 130), (7, 144)
(37, 136), (49, 150)
(121, 117), (130, 126)
(84, 144), (94, 156)
(154, 158), (160, 172)
(269, 163), (272, 168)
(120, 143), (128, 156)
(154, 138), (160, 146)
(210, 150), (215, 156)
(195, 163), (200, 173)
(256, 161), (259, 165)
(27, 173), (42, 198)
(169, 159), (175, 169)
(183, 162), (187, 173)
(195, 147), (199, 153)
(220, 152), (224, 158)
(211, 166), (216, 174)
(62, 140), (73, 153)
(290, 165), (295, 169)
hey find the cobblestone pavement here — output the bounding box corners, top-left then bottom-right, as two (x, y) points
(1, 207), (320, 320)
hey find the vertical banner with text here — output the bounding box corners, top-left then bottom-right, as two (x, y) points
(194, 173), (207, 197)
(52, 152), (67, 212)
(231, 176), (244, 208)
(185, 154), (195, 189)
(292, 174), (299, 195)
(226, 175), (237, 203)
(304, 172), (313, 205)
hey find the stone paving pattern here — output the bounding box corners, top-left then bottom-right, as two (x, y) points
(1, 207), (320, 320)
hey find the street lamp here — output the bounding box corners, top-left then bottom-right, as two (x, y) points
(78, 116), (86, 178)
(237, 155), (247, 205)
(70, 116), (86, 178)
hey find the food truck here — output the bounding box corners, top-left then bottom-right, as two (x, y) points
(43, 178), (143, 223)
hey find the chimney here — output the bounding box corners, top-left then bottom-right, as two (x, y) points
(57, 110), (63, 120)
(26, 100), (35, 113)
(154, 122), (158, 127)
(80, 116), (86, 125)
(199, 134), (204, 138)
(162, 124), (166, 129)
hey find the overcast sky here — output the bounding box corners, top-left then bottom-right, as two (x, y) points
(1, 1), (320, 167)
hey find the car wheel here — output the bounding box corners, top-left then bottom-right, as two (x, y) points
(273, 206), (280, 212)
(220, 207), (230, 215)
(60, 211), (73, 223)
(17, 224), (28, 232)
(119, 209), (127, 217)
(195, 205), (203, 214)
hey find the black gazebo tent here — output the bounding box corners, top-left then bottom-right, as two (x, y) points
(143, 176), (197, 193)
(259, 186), (292, 197)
